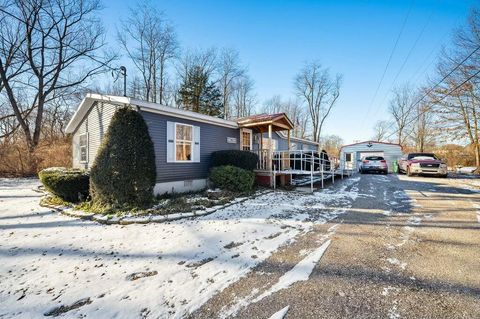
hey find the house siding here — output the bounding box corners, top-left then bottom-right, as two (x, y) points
(140, 111), (240, 183)
(72, 102), (121, 169)
(339, 142), (403, 172)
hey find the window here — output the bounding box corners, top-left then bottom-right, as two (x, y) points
(345, 153), (352, 162)
(79, 133), (88, 163)
(241, 129), (252, 151)
(175, 123), (193, 161)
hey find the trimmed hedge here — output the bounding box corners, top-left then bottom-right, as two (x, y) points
(38, 167), (89, 202)
(90, 107), (156, 208)
(210, 150), (258, 171)
(209, 165), (255, 193)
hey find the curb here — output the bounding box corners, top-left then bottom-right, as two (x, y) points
(39, 189), (272, 225)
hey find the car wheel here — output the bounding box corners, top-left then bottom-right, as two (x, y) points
(407, 166), (413, 177)
(439, 174), (448, 178)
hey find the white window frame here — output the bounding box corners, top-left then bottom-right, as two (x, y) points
(79, 132), (88, 163)
(240, 128), (253, 151)
(174, 123), (194, 162)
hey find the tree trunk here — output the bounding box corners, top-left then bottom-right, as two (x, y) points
(159, 62), (165, 105)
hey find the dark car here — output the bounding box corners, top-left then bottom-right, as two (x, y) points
(285, 149), (331, 171)
(398, 153), (447, 177)
(359, 156), (388, 174)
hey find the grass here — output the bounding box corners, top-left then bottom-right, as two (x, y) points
(40, 195), (73, 207)
(70, 189), (247, 218)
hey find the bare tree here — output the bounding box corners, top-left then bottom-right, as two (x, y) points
(262, 95), (283, 114)
(118, 0), (178, 104)
(388, 84), (416, 146)
(175, 48), (217, 109)
(294, 62), (342, 142)
(372, 120), (391, 142)
(218, 48), (245, 119)
(177, 48), (217, 83)
(282, 98), (308, 138)
(322, 134), (344, 156)
(411, 99), (436, 152)
(429, 8), (480, 169)
(0, 0), (114, 151)
(231, 75), (256, 118)
(260, 95), (308, 138)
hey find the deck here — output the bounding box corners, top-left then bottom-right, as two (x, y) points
(252, 150), (355, 192)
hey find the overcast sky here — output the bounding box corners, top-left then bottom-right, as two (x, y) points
(101, 0), (475, 143)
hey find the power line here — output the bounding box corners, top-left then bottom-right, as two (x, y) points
(374, 10), (434, 113)
(384, 49), (480, 142)
(360, 0), (415, 127)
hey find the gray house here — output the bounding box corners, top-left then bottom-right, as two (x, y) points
(65, 94), (319, 194)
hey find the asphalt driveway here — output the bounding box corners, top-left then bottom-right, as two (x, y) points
(192, 173), (480, 319)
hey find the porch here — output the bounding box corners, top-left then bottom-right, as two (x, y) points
(254, 149), (353, 191)
(237, 112), (354, 192)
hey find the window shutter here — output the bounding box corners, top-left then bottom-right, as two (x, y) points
(167, 121), (175, 162)
(193, 126), (200, 162)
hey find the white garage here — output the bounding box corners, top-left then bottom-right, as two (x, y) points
(339, 141), (403, 173)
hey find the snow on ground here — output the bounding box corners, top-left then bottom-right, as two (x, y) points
(251, 239), (331, 302)
(219, 239), (333, 319)
(268, 305), (290, 319)
(0, 177), (360, 319)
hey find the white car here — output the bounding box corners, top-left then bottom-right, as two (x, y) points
(359, 156), (388, 174)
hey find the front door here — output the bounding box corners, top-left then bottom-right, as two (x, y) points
(345, 152), (353, 169)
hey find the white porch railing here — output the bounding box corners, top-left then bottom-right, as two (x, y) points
(252, 149), (354, 192)
(253, 150), (330, 172)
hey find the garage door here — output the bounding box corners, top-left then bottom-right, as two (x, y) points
(359, 151), (384, 159)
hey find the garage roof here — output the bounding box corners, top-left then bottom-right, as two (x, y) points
(340, 140), (402, 150)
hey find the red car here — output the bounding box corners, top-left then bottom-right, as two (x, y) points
(398, 153), (448, 177)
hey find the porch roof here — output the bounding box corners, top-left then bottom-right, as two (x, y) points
(236, 113), (294, 132)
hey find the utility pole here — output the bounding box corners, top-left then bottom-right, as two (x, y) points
(120, 66), (127, 97)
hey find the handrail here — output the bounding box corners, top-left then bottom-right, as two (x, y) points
(251, 149), (334, 171)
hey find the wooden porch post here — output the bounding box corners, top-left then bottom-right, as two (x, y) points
(260, 129), (264, 170)
(287, 130), (291, 151)
(287, 129), (291, 171)
(268, 124), (272, 171)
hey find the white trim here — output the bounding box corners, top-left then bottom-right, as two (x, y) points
(174, 122), (194, 163)
(65, 93), (238, 133)
(153, 179), (207, 195)
(78, 132), (88, 163)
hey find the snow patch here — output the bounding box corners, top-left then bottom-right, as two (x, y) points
(388, 302), (401, 319)
(407, 216), (422, 225)
(381, 286), (399, 296)
(268, 305), (290, 319)
(387, 258), (407, 270)
(252, 240), (331, 303)
(221, 240), (332, 318)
